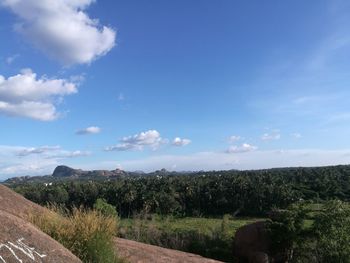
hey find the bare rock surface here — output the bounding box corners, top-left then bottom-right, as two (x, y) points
(0, 184), (47, 221)
(0, 184), (81, 263)
(114, 237), (223, 263)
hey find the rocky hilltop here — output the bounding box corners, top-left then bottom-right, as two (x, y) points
(4, 165), (129, 184)
(52, 165), (127, 178)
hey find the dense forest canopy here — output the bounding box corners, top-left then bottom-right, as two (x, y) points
(6, 164), (350, 217)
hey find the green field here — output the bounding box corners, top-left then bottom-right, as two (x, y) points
(118, 215), (262, 262)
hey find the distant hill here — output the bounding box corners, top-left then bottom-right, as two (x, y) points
(52, 165), (128, 178)
(4, 165), (130, 185)
(3, 165), (190, 185)
(4, 163), (350, 186)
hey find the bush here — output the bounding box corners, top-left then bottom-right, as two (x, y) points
(94, 198), (118, 218)
(30, 206), (122, 263)
(313, 200), (350, 262)
(267, 200), (350, 262)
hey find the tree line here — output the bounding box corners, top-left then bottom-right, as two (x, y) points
(8, 165), (350, 217)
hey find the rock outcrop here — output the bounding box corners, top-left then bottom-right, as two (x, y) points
(233, 221), (271, 263)
(52, 165), (84, 177)
(52, 165), (127, 178)
(0, 184), (81, 263)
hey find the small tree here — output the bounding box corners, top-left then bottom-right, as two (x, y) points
(94, 198), (118, 218)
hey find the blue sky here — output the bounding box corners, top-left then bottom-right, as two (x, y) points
(1, 0), (350, 179)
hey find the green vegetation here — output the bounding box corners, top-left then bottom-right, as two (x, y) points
(268, 200), (350, 262)
(29, 206), (122, 263)
(6, 164), (350, 262)
(119, 214), (260, 261)
(94, 198), (118, 217)
(10, 165), (350, 218)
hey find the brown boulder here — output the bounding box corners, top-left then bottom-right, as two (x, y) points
(233, 221), (271, 262)
(233, 221), (290, 263)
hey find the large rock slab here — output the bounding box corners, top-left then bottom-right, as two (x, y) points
(0, 210), (81, 263)
(114, 237), (223, 263)
(0, 184), (81, 263)
(0, 184), (47, 221)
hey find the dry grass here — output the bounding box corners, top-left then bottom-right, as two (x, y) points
(29, 205), (122, 263)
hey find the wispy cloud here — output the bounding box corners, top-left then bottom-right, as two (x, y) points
(291, 133), (302, 139)
(76, 126), (101, 135)
(6, 54), (19, 65)
(0, 145), (90, 178)
(261, 132), (281, 141)
(226, 143), (257, 154)
(228, 135), (241, 143)
(118, 93), (125, 101)
(16, 145), (60, 156)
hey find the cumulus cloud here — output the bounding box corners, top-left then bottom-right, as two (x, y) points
(172, 137), (191, 147)
(261, 132), (281, 141)
(105, 130), (167, 151)
(226, 143), (257, 154)
(1, 0), (116, 65)
(0, 69), (77, 120)
(76, 126), (101, 135)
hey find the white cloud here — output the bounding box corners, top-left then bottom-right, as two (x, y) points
(46, 150), (91, 159)
(228, 135), (241, 143)
(105, 130), (166, 151)
(16, 145), (60, 156)
(76, 126), (101, 135)
(14, 145), (90, 159)
(0, 69), (77, 121)
(261, 132), (281, 141)
(1, 0), (116, 65)
(291, 133), (302, 139)
(172, 137), (191, 147)
(6, 54), (19, 64)
(226, 143), (257, 154)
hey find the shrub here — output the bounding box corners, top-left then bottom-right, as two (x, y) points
(94, 198), (118, 218)
(313, 200), (350, 262)
(30, 206), (122, 263)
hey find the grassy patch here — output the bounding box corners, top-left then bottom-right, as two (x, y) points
(118, 215), (261, 262)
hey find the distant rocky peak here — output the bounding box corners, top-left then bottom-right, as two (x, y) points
(52, 165), (83, 177)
